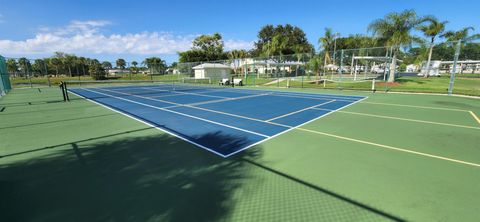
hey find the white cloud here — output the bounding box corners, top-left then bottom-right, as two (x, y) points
(224, 39), (254, 51)
(0, 20), (253, 57)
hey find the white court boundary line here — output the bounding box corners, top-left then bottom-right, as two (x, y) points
(295, 128), (480, 168)
(222, 88), (362, 103)
(172, 93), (271, 108)
(84, 88), (270, 138)
(98, 86), (270, 110)
(469, 111), (480, 125)
(359, 101), (470, 112)
(68, 90), (230, 157)
(68, 87), (365, 157)
(99, 86), (336, 124)
(223, 97), (369, 157)
(311, 108), (480, 130)
(69, 89), (480, 168)
(269, 92), (360, 102)
(266, 100), (336, 122)
(146, 87), (231, 99)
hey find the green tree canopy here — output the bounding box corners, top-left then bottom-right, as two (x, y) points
(252, 24), (313, 57)
(89, 59), (106, 80)
(442, 27), (480, 46)
(143, 57), (166, 74)
(227, 49), (249, 60)
(116, 59), (126, 69)
(6, 59), (18, 74)
(179, 33), (227, 62)
(417, 16), (448, 77)
(318, 28), (337, 64)
(17, 57), (32, 75)
(102, 61), (113, 70)
(368, 9), (430, 82)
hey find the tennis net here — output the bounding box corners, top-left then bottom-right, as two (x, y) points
(62, 79), (231, 100)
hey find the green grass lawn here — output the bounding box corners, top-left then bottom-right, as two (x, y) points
(9, 74), (189, 87)
(9, 73), (480, 97)
(281, 75), (480, 96)
(1, 86), (480, 221)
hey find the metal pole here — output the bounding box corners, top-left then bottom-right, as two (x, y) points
(44, 61), (51, 87)
(448, 40), (462, 95)
(333, 34), (338, 64)
(350, 52), (354, 76)
(338, 49), (344, 89)
(385, 47), (393, 92)
(383, 48), (389, 82)
(26, 61), (33, 88)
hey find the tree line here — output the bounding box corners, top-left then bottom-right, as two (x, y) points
(6, 52), (170, 80)
(5, 9), (480, 82)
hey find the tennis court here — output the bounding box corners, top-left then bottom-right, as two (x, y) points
(1, 84), (480, 221)
(67, 82), (365, 157)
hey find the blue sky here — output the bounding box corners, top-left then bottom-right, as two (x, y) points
(0, 0), (479, 63)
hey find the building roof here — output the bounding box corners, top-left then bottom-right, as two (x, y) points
(192, 63), (231, 69)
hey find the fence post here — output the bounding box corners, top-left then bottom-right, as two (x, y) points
(338, 49), (344, 89)
(44, 62), (51, 87)
(26, 61), (33, 88)
(448, 40), (462, 95)
(384, 47), (393, 92)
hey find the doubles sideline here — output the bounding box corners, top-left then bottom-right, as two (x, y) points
(71, 88), (480, 167)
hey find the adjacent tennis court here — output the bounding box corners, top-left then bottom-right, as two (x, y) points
(67, 82), (365, 157)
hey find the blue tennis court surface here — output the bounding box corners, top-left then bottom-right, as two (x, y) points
(69, 85), (366, 157)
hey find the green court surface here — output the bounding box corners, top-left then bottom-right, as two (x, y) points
(1, 87), (480, 221)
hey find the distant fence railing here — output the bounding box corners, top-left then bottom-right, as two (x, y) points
(4, 41), (479, 96)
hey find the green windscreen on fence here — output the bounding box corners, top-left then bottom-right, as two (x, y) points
(0, 55), (12, 96)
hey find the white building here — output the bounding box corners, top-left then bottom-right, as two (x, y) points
(192, 63), (231, 79)
(166, 68), (180, 74)
(418, 61), (441, 76)
(107, 69), (130, 75)
(240, 59), (304, 76)
(406, 64), (419, 72)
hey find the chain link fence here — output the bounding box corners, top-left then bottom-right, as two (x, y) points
(0, 55), (12, 96)
(4, 40), (479, 96)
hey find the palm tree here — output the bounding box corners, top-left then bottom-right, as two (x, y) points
(227, 49), (248, 60)
(228, 50), (248, 74)
(318, 28), (335, 65)
(368, 10), (430, 82)
(78, 57), (87, 76)
(64, 54), (77, 77)
(102, 61), (113, 70)
(442, 27), (480, 74)
(307, 55), (322, 83)
(116, 59), (126, 70)
(293, 44), (310, 77)
(143, 57), (166, 75)
(262, 35), (288, 61)
(17, 58), (31, 77)
(49, 58), (63, 76)
(417, 17), (448, 77)
(6, 59), (18, 77)
(131, 61), (138, 74)
(442, 27), (480, 44)
(32, 59), (47, 76)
